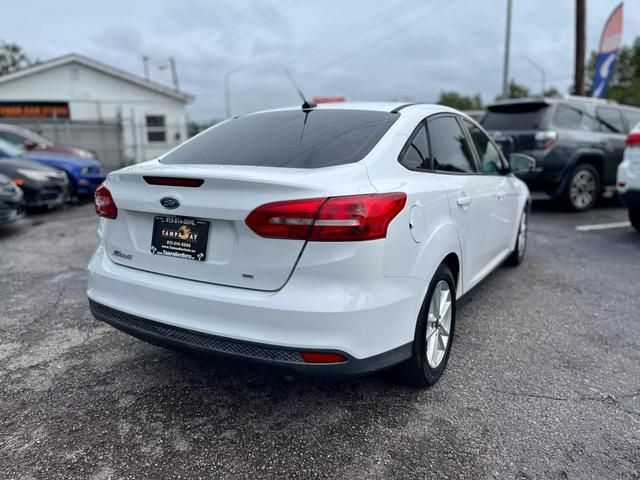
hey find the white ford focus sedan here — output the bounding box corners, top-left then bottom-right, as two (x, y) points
(88, 102), (532, 387)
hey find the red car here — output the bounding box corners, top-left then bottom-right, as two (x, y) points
(0, 124), (96, 159)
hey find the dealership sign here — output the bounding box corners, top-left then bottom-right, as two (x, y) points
(0, 101), (70, 118)
(591, 3), (624, 98)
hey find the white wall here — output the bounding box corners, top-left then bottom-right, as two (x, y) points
(0, 61), (190, 163)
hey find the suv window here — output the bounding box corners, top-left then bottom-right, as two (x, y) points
(464, 120), (504, 174)
(596, 107), (625, 133)
(429, 116), (477, 173)
(482, 103), (549, 130)
(399, 124), (430, 170)
(553, 104), (584, 129)
(622, 109), (640, 132)
(160, 109), (398, 168)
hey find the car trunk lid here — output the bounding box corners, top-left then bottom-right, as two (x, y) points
(101, 162), (375, 291)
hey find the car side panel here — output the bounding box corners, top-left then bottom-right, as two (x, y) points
(359, 122), (463, 297)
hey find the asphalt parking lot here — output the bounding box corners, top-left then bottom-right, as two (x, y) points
(1, 201), (639, 480)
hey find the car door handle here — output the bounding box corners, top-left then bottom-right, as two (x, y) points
(497, 190), (506, 201)
(456, 194), (472, 207)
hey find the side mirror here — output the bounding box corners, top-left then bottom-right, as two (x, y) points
(509, 153), (536, 174)
(23, 139), (38, 150)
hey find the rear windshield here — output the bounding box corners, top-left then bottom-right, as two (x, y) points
(482, 103), (550, 130)
(161, 109), (398, 168)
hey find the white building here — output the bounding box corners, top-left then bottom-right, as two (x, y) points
(0, 53), (193, 167)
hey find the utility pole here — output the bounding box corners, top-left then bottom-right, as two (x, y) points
(523, 56), (546, 96)
(142, 55), (150, 81)
(574, 0), (586, 95)
(502, 0), (513, 98)
(169, 57), (180, 91)
(224, 66), (245, 118)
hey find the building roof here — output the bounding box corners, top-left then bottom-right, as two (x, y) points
(0, 53), (193, 103)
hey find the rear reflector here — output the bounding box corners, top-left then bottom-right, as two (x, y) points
(625, 131), (640, 147)
(143, 176), (204, 187)
(95, 184), (117, 219)
(300, 352), (347, 363)
(246, 193), (407, 241)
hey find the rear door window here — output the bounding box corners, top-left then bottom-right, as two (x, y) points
(553, 104), (583, 129)
(596, 107), (625, 133)
(428, 116), (477, 174)
(399, 124), (430, 171)
(464, 120), (505, 174)
(160, 109), (398, 168)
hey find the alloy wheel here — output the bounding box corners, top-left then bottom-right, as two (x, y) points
(569, 169), (596, 209)
(517, 212), (527, 258)
(426, 280), (452, 368)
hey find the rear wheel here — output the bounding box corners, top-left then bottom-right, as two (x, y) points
(562, 164), (600, 211)
(630, 207), (640, 232)
(396, 264), (456, 388)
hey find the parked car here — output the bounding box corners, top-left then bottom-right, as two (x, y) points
(462, 109), (486, 122)
(0, 139), (105, 196)
(0, 124), (97, 159)
(0, 172), (25, 225)
(482, 96), (640, 211)
(0, 158), (69, 209)
(617, 123), (640, 232)
(87, 102), (533, 387)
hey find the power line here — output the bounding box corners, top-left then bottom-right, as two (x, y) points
(297, 0), (455, 76)
(225, 0), (298, 47)
(266, 0), (433, 72)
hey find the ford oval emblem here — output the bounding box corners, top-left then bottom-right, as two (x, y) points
(160, 197), (180, 209)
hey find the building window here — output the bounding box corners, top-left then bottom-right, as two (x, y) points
(146, 115), (166, 143)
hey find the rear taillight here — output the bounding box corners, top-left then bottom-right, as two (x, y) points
(625, 131), (640, 147)
(246, 193), (407, 241)
(534, 130), (558, 149)
(95, 184), (117, 219)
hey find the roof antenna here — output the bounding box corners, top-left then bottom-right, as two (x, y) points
(284, 70), (317, 112)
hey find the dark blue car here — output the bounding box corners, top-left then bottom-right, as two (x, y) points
(0, 139), (105, 195)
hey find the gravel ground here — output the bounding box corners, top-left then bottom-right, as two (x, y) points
(0, 201), (639, 480)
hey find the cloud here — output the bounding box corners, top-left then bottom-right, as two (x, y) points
(0, 0), (637, 120)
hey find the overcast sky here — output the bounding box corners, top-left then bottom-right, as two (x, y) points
(4, 0), (638, 120)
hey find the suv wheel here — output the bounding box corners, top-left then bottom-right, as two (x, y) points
(396, 264), (456, 388)
(630, 207), (640, 232)
(562, 164), (600, 211)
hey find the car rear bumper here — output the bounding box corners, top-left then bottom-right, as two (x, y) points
(87, 245), (423, 372)
(619, 190), (640, 210)
(88, 299), (411, 377)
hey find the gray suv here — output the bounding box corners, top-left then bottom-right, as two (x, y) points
(482, 96), (640, 211)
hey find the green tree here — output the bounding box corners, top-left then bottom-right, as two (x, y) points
(543, 86), (561, 97)
(586, 37), (640, 106)
(0, 42), (32, 75)
(495, 80), (531, 101)
(437, 91), (483, 110)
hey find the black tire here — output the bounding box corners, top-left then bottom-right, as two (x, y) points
(505, 208), (528, 267)
(395, 264), (456, 388)
(630, 207), (640, 233)
(561, 164), (600, 211)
